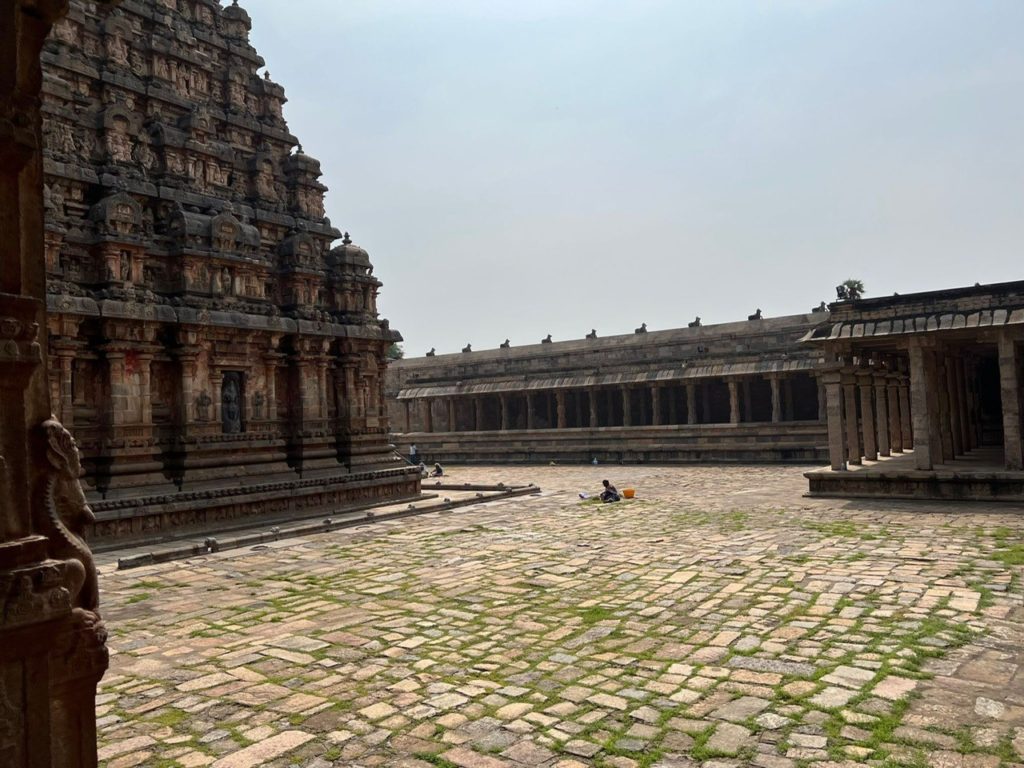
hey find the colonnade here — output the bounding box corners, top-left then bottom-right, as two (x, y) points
(401, 372), (823, 434)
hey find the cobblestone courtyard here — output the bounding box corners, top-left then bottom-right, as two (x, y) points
(96, 465), (1024, 768)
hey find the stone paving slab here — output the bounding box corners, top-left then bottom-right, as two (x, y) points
(96, 465), (1024, 767)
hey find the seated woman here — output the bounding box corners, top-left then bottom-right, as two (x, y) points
(429, 463), (444, 477)
(600, 479), (620, 503)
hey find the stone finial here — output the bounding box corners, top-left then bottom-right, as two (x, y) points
(342, 232), (352, 245)
(296, 143), (304, 154)
(264, 70), (271, 80)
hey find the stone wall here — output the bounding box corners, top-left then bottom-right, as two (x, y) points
(39, 0), (419, 538)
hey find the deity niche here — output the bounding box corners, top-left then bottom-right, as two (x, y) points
(131, 139), (155, 173)
(221, 373), (243, 434)
(119, 251), (131, 282)
(195, 390), (212, 421)
(252, 391), (265, 420)
(104, 120), (133, 164)
(105, 32), (129, 66)
(52, 18), (79, 45)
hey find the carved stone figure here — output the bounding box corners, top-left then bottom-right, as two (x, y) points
(748, 309), (762, 320)
(586, 329), (597, 339)
(688, 316), (702, 328)
(252, 390), (265, 420)
(462, 343), (472, 353)
(635, 323), (647, 334)
(222, 374), (242, 433)
(196, 390), (212, 421)
(500, 339), (510, 348)
(541, 334), (552, 344)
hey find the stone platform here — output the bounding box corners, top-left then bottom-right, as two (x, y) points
(404, 422), (828, 465)
(805, 448), (1024, 502)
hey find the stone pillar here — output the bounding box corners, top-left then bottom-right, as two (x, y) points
(935, 357), (954, 461)
(955, 358), (972, 451)
(55, 346), (76, 429)
(898, 375), (913, 450)
(474, 397), (484, 431)
(264, 355), (279, 422)
(998, 333), (1023, 470)
(404, 400), (413, 432)
(556, 391), (566, 429)
(589, 388), (599, 428)
(422, 399), (433, 433)
(317, 360), (330, 420)
(651, 386), (661, 426)
(842, 372), (862, 464)
(817, 377), (827, 421)
(945, 360), (963, 457)
(574, 391), (583, 428)
(908, 343), (934, 470)
(500, 393), (509, 431)
(887, 375), (903, 453)
(728, 380), (740, 425)
(873, 373), (889, 457)
(686, 383), (697, 425)
(211, 370), (224, 427)
(0, 3), (117, 766)
(446, 397), (456, 432)
(822, 370), (846, 470)
(526, 393), (536, 430)
(783, 378), (794, 421)
(770, 375), (781, 423)
(857, 370), (877, 461)
(668, 387), (677, 424)
(138, 354), (153, 426)
(622, 387), (632, 426)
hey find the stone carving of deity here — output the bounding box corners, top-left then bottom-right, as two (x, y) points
(153, 56), (169, 80)
(221, 375), (242, 434)
(105, 126), (133, 164)
(252, 391), (265, 420)
(221, 268), (232, 295)
(106, 34), (129, 66)
(196, 391), (212, 421)
(132, 140), (155, 174)
(120, 252), (131, 282)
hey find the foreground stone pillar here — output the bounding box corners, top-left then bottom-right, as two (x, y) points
(857, 370), (877, 461)
(842, 372), (862, 464)
(422, 399), (433, 433)
(651, 386), (661, 426)
(741, 379), (752, 422)
(667, 387), (677, 424)
(908, 343), (934, 469)
(873, 373), (890, 457)
(686, 383), (697, 425)
(770, 375), (781, 423)
(526, 393), (536, 430)
(945, 360), (963, 457)
(499, 393), (509, 431)
(446, 397), (456, 432)
(822, 370), (845, 470)
(817, 377), (827, 421)
(727, 380), (739, 424)
(898, 374), (913, 450)
(955, 358), (972, 451)
(556, 391), (566, 429)
(998, 333), (1023, 470)
(1, 2), (118, 766)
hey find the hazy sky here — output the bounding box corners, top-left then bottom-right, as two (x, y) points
(241, 0), (1024, 356)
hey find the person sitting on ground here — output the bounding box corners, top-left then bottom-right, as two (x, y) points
(418, 462), (428, 478)
(429, 462), (444, 477)
(600, 479), (620, 503)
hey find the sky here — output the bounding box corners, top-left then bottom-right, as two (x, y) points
(240, 0), (1024, 357)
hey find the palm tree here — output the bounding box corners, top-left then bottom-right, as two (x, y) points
(836, 279), (865, 301)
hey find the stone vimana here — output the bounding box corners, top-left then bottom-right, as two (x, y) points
(39, 0), (420, 544)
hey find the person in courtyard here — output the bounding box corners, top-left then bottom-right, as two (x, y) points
(601, 479), (620, 502)
(429, 462), (444, 477)
(409, 443), (418, 465)
(418, 462), (428, 478)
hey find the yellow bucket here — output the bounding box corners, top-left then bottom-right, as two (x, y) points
(622, 488), (635, 499)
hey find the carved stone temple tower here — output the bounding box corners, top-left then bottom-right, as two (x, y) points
(38, 0), (419, 543)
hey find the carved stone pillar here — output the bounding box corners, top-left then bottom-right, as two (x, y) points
(556, 391), (566, 429)
(822, 370), (845, 470)
(898, 373), (913, 450)
(842, 371), (861, 464)
(728, 380), (740, 425)
(138, 354), (153, 426)
(702, 382), (712, 423)
(474, 397), (484, 431)
(741, 379), (752, 423)
(817, 377), (827, 422)
(54, 345), (76, 429)
(887, 375), (903, 453)
(589, 388), (599, 428)
(954, 357), (972, 451)
(651, 386), (661, 426)
(499, 393), (509, 431)
(422, 399), (433, 433)
(945, 359), (963, 457)
(686, 383), (697, 425)
(783, 378), (794, 421)
(873, 373), (889, 457)
(263, 354), (280, 422)
(621, 387), (632, 427)
(908, 342), (934, 470)
(998, 333), (1023, 470)
(667, 386), (677, 424)
(446, 397), (456, 432)
(0, 2), (117, 766)
(857, 369), (877, 461)
(769, 375), (781, 423)
(526, 393), (535, 430)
